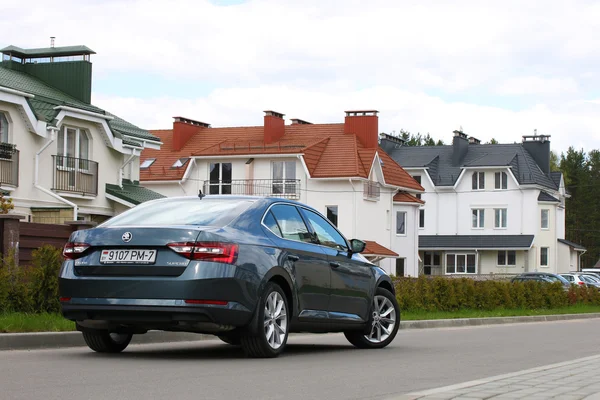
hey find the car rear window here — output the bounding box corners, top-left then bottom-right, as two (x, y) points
(101, 198), (255, 227)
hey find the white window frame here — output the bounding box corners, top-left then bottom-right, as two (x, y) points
(140, 159), (155, 169)
(445, 253), (477, 275)
(57, 125), (91, 171)
(472, 171), (485, 190)
(419, 208), (425, 229)
(396, 211), (407, 236)
(541, 209), (549, 230)
(494, 208), (507, 229)
(272, 160), (297, 196)
(0, 112), (9, 143)
(208, 162), (233, 194)
(540, 247), (549, 267)
(472, 208), (485, 229)
(497, 250), (517, 266)
(495, 171), (508, 190)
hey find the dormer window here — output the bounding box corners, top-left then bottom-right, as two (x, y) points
(0, 113), (8, 143)
(140, 159), (155, 169)
(172, 157), (190, 169)
(495, 172), (508, 190)
(472, 171), (485, 190)
(57, 126), (89, 168)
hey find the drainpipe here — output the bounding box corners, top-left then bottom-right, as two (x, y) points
(178, 158), (195, 196)
(348, 179), (357, 238)
(119, 152), (136, 188)
(34, 128), (78, 220)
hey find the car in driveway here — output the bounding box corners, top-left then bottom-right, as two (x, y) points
(58, 195), (400, 358)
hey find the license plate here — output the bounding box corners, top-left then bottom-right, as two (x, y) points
(100, 249), (157, 264)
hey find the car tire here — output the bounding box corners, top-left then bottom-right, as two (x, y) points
(82, 331), (133, 353)
(218, 332), (242, 346)
(241, 282), (289, 358)
(344, 287), (400, 349)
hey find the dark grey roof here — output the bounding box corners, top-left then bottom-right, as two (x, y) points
(419, 235), (535, 249)
(558, 239), (586, 251)
(550, 172), (562, 187)
(538, 191), (559, 202)
(388, 142), (558, 190)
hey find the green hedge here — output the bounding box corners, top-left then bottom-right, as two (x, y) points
(0, 245), (63, 314)
(394, 276), (600, 312)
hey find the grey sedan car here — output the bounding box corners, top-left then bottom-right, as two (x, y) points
(59, 195), (400, 358)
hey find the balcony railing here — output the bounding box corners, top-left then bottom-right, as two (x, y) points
(52, 155), (98, 196)
(201, 179), (301, 199)
(0, 143), (19, 187)
(363, 180), (380, 200)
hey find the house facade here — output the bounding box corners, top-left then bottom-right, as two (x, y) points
(0, 44), (164, 223)
(140, 111), (424, 275)
(382, 130), (585, 276)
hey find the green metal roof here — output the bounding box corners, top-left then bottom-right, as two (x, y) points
(0, 65), (160, 143)
(106, 180), (166, 206)
(1, 45), (96, 58)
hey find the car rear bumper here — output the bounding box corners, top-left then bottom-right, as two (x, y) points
(61, 298), (254, 333)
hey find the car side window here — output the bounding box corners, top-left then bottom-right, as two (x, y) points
(268, 205), (313, 243)
(300, 208), (348, 251)
(263, 210), (282, 237)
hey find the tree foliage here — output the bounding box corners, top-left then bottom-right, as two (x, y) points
(386, 129), (445, 146)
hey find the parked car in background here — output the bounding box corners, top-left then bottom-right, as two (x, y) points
(560, 273), (600, 289)
(58, 195), (400, 358)
(511, 272), (570, 290)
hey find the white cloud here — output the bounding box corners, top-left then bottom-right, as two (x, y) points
(496, 76), (579, 96)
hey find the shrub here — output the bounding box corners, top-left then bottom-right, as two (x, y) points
(29, 245), (63, 313)
(0, 249), (33, 313)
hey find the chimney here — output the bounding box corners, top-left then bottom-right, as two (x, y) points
(469, 136), (481, 145)
(290, 118), (312, 125)
(172, 116), (210, 151)
(522, 133), (551, 174)
(264, 110), (285, 143)
(452, 129), (469, 165)
(344, 110), (379, 148)
(379, 133), (405, 154)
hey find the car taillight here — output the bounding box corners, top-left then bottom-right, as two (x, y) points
(63, 242), (90, 260)
(167, 242), (238, 264)
(578, 281), (585, 285)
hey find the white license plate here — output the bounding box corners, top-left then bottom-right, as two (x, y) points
(100, 249), (157, 264)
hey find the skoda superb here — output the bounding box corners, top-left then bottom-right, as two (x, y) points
(59, 195), (400, 358)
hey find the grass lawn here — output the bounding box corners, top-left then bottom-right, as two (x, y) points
(2, 305), (600, 333)
(0, 313), (75, 333)
(402, 304), (600, 320)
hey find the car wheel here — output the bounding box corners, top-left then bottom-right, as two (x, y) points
(241, 282), (289, 358)
(218, 332), (242, 346)
(82, 331), (133, 353)
(344, 287), (400, 349)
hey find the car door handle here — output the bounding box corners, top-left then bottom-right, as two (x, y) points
(288, 255), (300, 262)
(330, 262), (340, 268)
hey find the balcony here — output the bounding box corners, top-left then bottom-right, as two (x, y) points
(0, 143), (19, 187)
(363, 180), (380, 200)
(52, 155), (98, 196)
(201, 179), (301, 199)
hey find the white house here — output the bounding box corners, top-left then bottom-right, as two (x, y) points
(0, 43), (164, 223)
(140, 110), (424, 275)
(381, 130), (585, 275)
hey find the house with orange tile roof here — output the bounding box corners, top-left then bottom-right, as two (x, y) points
(140, 110), (424, 275)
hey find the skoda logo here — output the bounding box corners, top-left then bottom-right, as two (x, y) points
(122, 232), (132, 243)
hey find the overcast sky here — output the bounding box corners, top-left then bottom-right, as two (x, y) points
(2, 0), (599, 154)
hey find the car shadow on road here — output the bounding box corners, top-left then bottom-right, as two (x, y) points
(73, 342), (357, 361)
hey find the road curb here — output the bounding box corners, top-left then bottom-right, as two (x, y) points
(2, 312), (600, 351)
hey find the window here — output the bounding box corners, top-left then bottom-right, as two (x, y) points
(396, 211), (406, 235)
(495, 172), (508, 190)
(419, 208), (425, 229)
(498, 250), (516, 266)
(423, 252), (441, 275)
(472, 171), (485, 190)
(541, 209), (549, 229)
(0, 112), (8, 143)
(325, 205), (338, 227)
(300, 208), (348, 251)
(364, 180), (380, 200)
(272, 161), (296, 196)
(209, 162), (232, 194)
(268, 204), (312, 243)
(263, 211), (282, 236)
(413, 175), (422, 199)
(396, 258), (405, 277)
(472, 209), (485, 228)
(57, 126), (90, 169)
(172, 158), (190, 168)
(494, 208), (507, 229)
(140, 159), (155, 169)
(446, 253), (476, 274)
(540, 247), (549, 266)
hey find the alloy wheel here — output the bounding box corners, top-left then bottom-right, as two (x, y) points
(263, 291), (287, 349)
(365, 295), (397, 343)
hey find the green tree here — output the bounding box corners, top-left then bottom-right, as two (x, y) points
(486, 138), (499, 144)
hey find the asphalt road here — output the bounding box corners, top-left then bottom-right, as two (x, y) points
(2, 319), (600, 400)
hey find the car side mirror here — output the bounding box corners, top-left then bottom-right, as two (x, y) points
(349, 239), (366, 254)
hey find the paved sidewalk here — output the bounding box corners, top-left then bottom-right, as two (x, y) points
(395, 354), (600, 400)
